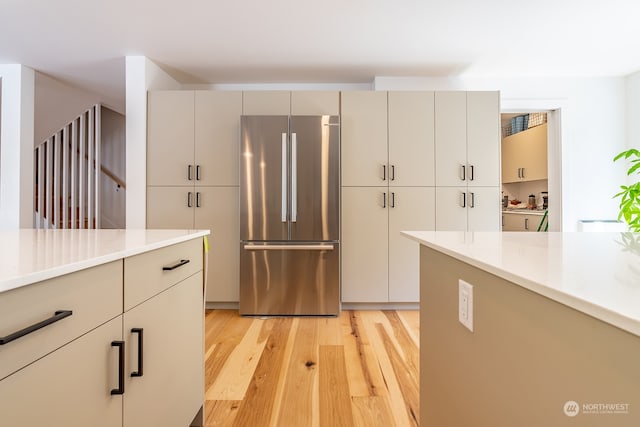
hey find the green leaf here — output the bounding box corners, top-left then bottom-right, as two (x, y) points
(629, 162), (640, 175)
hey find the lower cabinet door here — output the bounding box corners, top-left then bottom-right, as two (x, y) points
(341, 187), (389, 303)
(467, 187), (500, 231)
(502, 213), (521, 231)
(0, 317), (123, 427)
(435, 187), (468, 231)
(147, 186), (195, 229)
(389, 187), (435, 302)
(194, 186), (240, 302)
(123, 272), (204, 427)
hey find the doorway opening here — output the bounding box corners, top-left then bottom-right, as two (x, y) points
(500, 108), (562, 231)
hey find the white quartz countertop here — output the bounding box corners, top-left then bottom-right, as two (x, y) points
(401, 231), (640, 337)
(502, 210), (545, 215)
(0, 229), (209, 294)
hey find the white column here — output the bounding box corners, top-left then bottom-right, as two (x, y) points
(0, 64), (35, 230)
(125, 56), (180, 229)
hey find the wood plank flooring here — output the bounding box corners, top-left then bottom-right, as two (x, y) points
(204, 310), (420, 427)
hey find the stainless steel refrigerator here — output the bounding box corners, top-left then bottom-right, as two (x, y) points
(239, 115), (340, 316)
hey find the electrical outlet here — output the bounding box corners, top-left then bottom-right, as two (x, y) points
(459, 280), (474, 332)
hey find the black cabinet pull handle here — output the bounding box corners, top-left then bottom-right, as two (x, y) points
(382, 164), (386, 181)
(196, 192), (201, 208)
(196, 165), (201, 181)
(162, 259), (190, 271)
(188, 165), (193, 181)
(382, 192), (387, 208)
(391, 164), (395, 181)
(391, 192), (396, 208)
(470, 192), (475, 208)
(187, 192), (193, 208)
(470, 165), (474, 181)
(461, 165), (466, 181)
(131, 328), (144, 378)
(111, 340), (125, 395)
(0, 310), (72, 345)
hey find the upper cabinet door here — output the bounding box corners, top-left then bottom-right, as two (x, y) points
(242, 91), (290, 115)
(291, 91), (339, 115)
(435, 92), (467, 187)
(467, 91), (500, 187)
(147, 91), (195, 186)
(341, 91), (388, 187)
(195, 91), (242, 186)
(501, 133), (520, 183)
(388, 91), (435, 187)
(520, 123), (548, 181)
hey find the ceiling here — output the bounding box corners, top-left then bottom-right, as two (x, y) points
(2, 0), (640, 111)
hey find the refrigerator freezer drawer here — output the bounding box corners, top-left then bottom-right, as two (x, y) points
(239, 243), (340, 316)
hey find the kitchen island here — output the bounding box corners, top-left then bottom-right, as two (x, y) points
(402, 231), (640, 427)
(0, 229), (209, 427)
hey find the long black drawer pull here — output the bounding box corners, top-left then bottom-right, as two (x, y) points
(131, 328), (144, 377)
(111, 340), (125, 395)
(162, 259), (190, 271)
(0, 310), (72, 345)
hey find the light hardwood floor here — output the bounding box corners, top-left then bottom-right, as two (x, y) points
(204, 310), (420, 427)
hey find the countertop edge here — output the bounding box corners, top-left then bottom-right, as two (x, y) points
(0, 230), (210, 294)
(401, 231), (640, 338)
(502, 210), (545, 216)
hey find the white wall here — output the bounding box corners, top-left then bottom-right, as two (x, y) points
(375, 76), (627, 231)
(0, 65), (35, 229)
(34, 73), (112, 146)
(626, 71), (640, 159)
(125, 56), (181, 228)
(100, 107), (126, 228)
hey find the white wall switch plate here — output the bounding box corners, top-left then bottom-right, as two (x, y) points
(458, 279), (474, 332)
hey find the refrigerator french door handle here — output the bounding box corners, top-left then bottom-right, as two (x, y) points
(243, 244), (334, 251)
(281, 132), (287, 223)
(291, 132), (297, 222)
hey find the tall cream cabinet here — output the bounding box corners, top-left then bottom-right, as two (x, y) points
(434, 91), (500, 231)
(147, 90), (242, 302)
(502, 123), (548, 183)
(341, 91), (436, 303)
(0, 237), (205, 427)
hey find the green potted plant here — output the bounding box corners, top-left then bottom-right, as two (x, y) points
(613, 148), (640, 231)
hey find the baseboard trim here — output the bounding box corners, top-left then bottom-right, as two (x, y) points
(205, 302), (419, 311)
(341, 302), (419, 311)
(206, 302), (240, 310)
